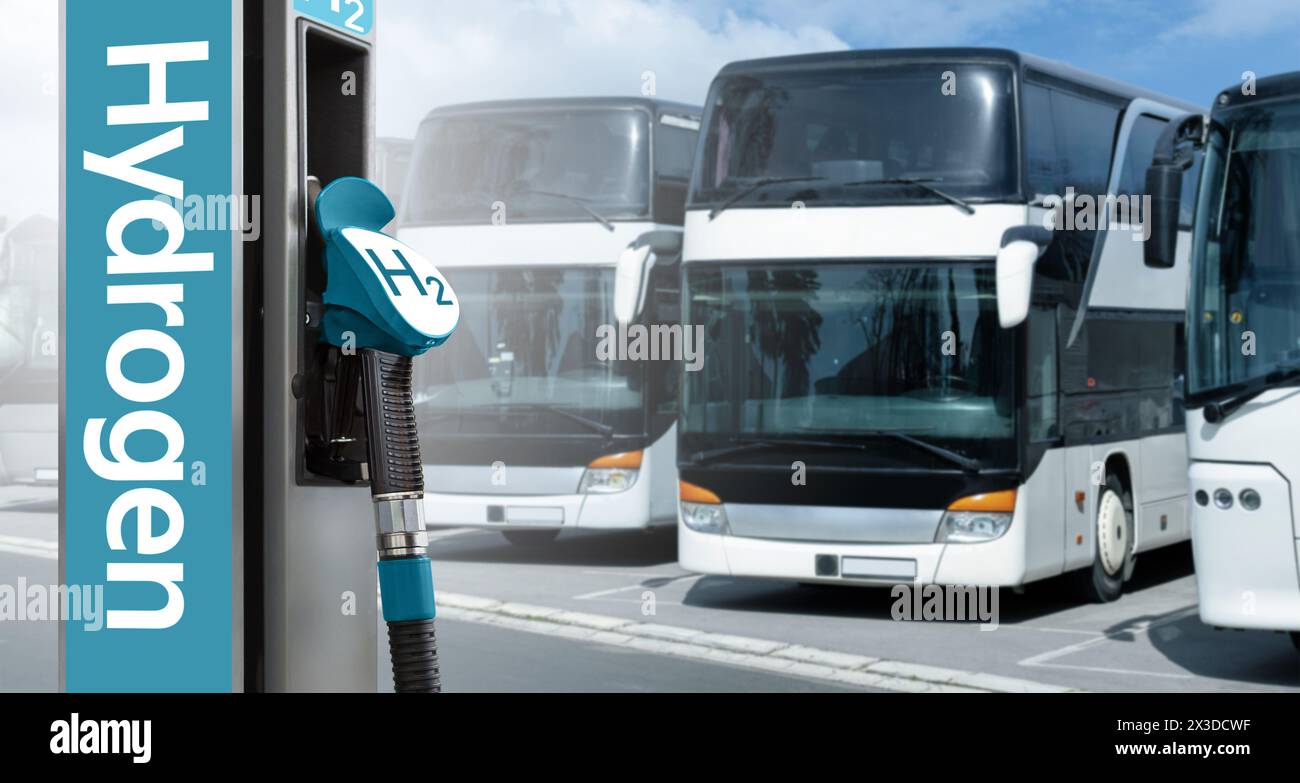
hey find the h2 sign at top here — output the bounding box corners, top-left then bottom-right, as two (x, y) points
(295, 0), (374, 36)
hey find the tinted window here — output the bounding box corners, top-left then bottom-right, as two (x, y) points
(682, 262), (1017, 468)
(1026, 305), (1059, 441)
(1023, 84), (1120, 197)
(1117, 114), (1166, 197)
(1059, 316), (1183, 440)
(411, 267), (646, 438)
(691, 63), (1018, 209)
(1053, 90), (1120, 195)
(1188, 99), (1300, 396)
(1023, 83), (1059, 197)
(1179, 153), (1202, 227)
(403, 109), (650, 225)
(656, 121), (698, 179)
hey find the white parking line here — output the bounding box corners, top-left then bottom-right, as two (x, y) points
(437, 591), (1077, 693)
(573, 574), (701, 601)
(0, 534), (58, 561)
(1017, 605), (1199, 679)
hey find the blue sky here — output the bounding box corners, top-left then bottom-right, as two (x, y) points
(3, 0), (1296, 220)
(377, 0), (1299, 136)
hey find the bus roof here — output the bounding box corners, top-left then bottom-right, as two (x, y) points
(1214, 70), (1300, 108)
(714, 47), (1200, 114)
(418, 96), (702, 124)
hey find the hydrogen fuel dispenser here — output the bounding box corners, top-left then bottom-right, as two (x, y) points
(254, 2), (447, 691)
(63, 0), (448, 693)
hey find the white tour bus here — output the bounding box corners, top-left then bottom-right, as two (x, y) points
(670, 48), (1200, 600)
(397, 97), (701, 545)
(1144, 71), (1300, 646)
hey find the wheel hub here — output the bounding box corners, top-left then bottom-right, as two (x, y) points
(1097, 489), (1129, 576)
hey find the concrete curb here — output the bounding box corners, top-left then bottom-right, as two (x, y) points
(437, 591), (1080, 693)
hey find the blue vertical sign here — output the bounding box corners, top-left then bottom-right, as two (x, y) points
(65, 0), (233, 691)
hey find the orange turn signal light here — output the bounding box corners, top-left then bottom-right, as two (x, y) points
(947, 489), (1017, 513)
(588, 450), (643, 469)
(679, 480), (721, 504)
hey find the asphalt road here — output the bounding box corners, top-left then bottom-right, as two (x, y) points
(0, 492), (58, 693)
(419, 525), (1300, 693)
(6, 483), (1299, 693)
(421, 619), (868, 692)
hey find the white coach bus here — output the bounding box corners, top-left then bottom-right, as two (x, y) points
(1144, 71), (1300, 646)
(397, 97), (701, 546)
(671, 48), (1200, 600)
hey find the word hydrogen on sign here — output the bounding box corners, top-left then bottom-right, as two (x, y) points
(79, 42), (215, 629)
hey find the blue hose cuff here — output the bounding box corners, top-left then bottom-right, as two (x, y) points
(378, 556), (437, 622)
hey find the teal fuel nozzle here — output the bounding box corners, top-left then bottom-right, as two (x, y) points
(314, 176), (459, 693)
(316, 176), (460, 357)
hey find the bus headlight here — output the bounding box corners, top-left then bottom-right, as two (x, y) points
(936, 489), (1016, 543)
(679, 480), (728, 534)
(579, 450), (641, 494)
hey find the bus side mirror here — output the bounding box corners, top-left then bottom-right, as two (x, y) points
(996, 225), (1051, 328)
(613, 229), (682, 325)
(1143, 164), (1182, 269)
(1143, 113), (1206, 269)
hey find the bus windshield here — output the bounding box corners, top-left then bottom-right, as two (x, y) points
(682, 262), (1016, 468)
(689, 62), (1017, 210)
(412, 266), (645, 440)
(1188, 98), (1300, 398)
(403, 108), (650, 225)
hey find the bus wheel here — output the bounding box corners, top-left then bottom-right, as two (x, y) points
(1079, 476), (1134, 603)
(502, 529), (560, 547)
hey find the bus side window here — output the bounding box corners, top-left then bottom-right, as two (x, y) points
(1117, 115), (1167, 199)
(1027, 305), (1060, 441)
(1022, 83), (1060, 197)
(648, 263), (683, 420)
(1179, 154), (1203, 229)
(654, 120), (699, 225)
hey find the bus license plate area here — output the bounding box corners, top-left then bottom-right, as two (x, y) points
(488, 505), (564, 527)
(839, 557), (917, 581)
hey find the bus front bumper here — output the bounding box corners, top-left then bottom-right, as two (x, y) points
(678, 513), (1030, 588)
(423, 489), (657, 531)
(1189, 461), (1300, 631)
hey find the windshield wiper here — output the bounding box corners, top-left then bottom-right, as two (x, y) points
(1201, 362), (1300, 423)
(707, 176), (825, 220)
(514, 188), (615, 232)
(508, 403), (615, 438)
(852, 429), (982, 472)
(686, 436), (867, 465)
(686, 432), (981, 473)
(842, 177), (975, 215)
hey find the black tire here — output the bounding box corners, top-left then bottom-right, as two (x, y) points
(1290, 631), (1300, 652)
(502, 529), (560, 547)
(1077, 475), (1134, 603)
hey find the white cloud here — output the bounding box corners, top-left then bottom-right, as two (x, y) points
(1163, 0), (1300, 40)
(376, 0), (848, 138)
(716, 0), (1050, 48)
